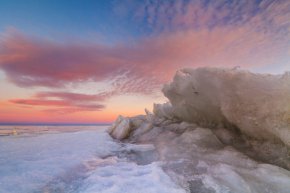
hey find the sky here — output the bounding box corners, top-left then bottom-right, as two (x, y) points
(0, 0), (289, 124)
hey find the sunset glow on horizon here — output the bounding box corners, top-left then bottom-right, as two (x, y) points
(0, 0), (289, 123)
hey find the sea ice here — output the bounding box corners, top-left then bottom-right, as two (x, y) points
(0, 127), (186, 193)
(108, 67), (290, 193)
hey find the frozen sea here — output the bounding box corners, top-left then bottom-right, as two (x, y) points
(0, 125), (185, 193)
(1, 122), (290, 193)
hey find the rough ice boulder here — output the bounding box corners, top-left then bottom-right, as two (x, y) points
(153, 102), (175, 120)
(108, 115), (132, 140)
(156, 127), (290, 193)
(162, 67), (290, 146)
(108, 113), (155, 140)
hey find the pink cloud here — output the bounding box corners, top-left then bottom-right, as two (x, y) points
(9, 91), (106, 114)
(0, 31), (127, 87)
(10, 99), (72, 106)
(35, 91), (110, 101)
(1, 27), (287, 93)
(1, 0), (289, 95)
(42, 107), (103, 114)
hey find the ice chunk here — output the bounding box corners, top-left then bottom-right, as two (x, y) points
(108, 115), (132, 140)
(107, 115), (122, 134)
(131, 122), (153, 138)
(124, 143), (155, 152)
(153, 102), (175, 120)
(156, 126), (290, 193)
(163, 67), (290, 146)
(201, 163), (290, 193)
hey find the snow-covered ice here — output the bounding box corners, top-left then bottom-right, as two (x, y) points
(0, 126), (186, 193)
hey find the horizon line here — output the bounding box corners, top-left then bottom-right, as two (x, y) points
(0, 122), (112, 126)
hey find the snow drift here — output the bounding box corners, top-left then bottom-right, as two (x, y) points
(108, 67), (290, 193)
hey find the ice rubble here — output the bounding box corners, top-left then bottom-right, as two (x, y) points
(162, 68), (290, 146)
(108, 67), (290, 193)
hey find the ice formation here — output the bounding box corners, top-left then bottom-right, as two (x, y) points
(162, 68), (290, 146)
(108, 67), (290, 193)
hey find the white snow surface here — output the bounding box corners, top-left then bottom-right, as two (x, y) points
(0, 127), (186, 193)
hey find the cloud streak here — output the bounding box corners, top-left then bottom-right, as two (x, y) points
(35, 91), (110, 101)
(9, 91), (106, 114)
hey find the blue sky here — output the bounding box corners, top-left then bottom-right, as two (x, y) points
(0, 0), (146, 43)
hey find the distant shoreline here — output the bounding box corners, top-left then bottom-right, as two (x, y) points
(0, 123), (111, 126)
(0, 123), (110, 136)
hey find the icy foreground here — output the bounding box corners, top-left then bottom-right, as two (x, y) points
(109, 68), (290, 193)
(0, 127), (185, 193)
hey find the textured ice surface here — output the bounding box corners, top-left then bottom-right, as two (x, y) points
(79, 161), (186, 193)
(0, 126), (185, 193)
(0, 128), (117, 193)
(109, 67), (290, 193)
(162, 68), (290, 146)
(110, 119), (290, 193)
(159, 128), (290, 193)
